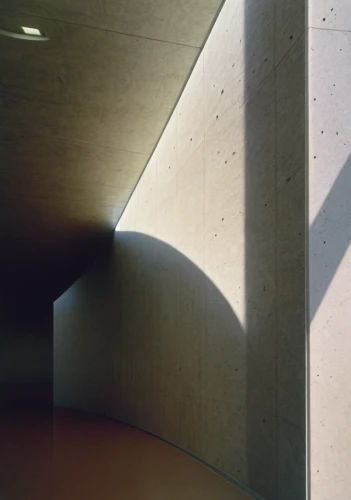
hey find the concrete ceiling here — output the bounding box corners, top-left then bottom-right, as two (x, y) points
(0, 1), (222, 303)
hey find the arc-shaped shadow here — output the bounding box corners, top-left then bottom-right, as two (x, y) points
(55, 230), (266, 496)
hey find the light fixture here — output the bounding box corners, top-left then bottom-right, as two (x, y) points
(0, 26), (49, 41)
(22, 27), (42, 36)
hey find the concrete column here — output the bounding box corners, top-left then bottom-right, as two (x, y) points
(308, 2), (351, 498)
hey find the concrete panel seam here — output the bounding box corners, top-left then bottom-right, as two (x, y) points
(0, 9), (203, 48)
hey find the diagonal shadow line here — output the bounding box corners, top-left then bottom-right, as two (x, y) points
(309, 154), (351, 321)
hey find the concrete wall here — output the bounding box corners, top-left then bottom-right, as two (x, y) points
(54, 259), (115, 412)
(0, 300), (53, 407)
(55, 0), (306, 498)
(308, 2), (351, 498)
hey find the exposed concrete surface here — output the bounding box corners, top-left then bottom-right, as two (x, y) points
(0, 0), (218, 300)
(308, 23), (351, 500)
(54, 0), (306, 498)
(1, 0), (222, 47)
(309, 0), (351, 31)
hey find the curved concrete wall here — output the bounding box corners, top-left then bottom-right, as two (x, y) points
(54, 0), (306, 498)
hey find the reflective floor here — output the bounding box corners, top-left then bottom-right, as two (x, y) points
(0, 407), (251, 500)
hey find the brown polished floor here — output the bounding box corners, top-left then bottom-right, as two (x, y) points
(0, 407), (251, 500)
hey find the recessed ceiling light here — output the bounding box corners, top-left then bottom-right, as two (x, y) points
(0, 26), (49, 41)
(22, 27), (42, 36)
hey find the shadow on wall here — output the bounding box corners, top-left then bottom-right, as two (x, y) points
(244, 74), (279, 498)
(310, 154), (351, 320)
(244, 1), (306, 497)
(0, 300), (53, 409)
(55, 231), (251, 488)
(113, 232), (246, 459)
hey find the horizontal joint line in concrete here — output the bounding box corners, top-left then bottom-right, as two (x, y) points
(0, 8), (202, 49)
(309, 26), (351, 35)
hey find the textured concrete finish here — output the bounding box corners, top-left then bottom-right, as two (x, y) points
(0, 0), (217, 300)
(55, 0), (306, 498)
(276, 36), (306, 500)
(1, 14), (198, 153)
(0, 407), (251, 500)
(2, 0), (222, 47)
(275, 0), (305, 64)
(309, 0), (351, 31)
(308, 24), (351, 500)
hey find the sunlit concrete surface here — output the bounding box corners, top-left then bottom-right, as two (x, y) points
(0, 0), (222, 301)
(0, 407), (251, 500)
(308, 3), (351, 498)
(54, 0), (306, 498)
